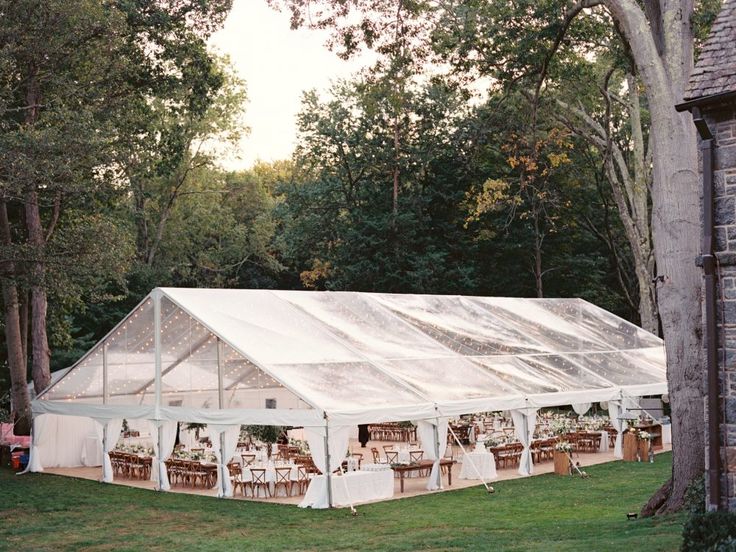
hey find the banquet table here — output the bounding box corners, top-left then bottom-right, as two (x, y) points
(459, 450), (497, 480)
(81, 435), (103, 467)
(392, 459), (455, 493)
(299, 469), (394, 508)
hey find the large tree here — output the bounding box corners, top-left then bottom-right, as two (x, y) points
(0, 0), (232, 434)
(273, 0), (708, 512)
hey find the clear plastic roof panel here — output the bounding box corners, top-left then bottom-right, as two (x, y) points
(39, 289), (667, 414)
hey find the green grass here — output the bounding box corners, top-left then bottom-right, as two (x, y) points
(0, 453), (684, 552)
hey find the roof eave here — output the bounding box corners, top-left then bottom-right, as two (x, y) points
(676, 89), (736, 112)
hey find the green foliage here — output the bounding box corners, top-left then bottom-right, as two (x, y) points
(682, 512), (736, 552)
(242, 425), (284, 444)
(684, 475), (707, 516)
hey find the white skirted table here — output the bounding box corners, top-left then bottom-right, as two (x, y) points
(80, 435), (103, 467)
(598, 431), (609, 452)
(299, 469), (394, 508)
(662, 424), (672, 445)
(459, 450), (497, 480)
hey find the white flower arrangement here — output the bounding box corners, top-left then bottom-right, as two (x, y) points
(554, 441), (573, 452)
(550, 418), (573, 435)
(638, 431), (652, 440)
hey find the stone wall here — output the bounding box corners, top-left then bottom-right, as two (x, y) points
(703, 104), (736, 510)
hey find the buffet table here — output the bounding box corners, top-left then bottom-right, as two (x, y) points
(299, 469), (394, 508)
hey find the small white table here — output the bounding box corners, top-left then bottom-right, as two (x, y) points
(459, 450), (497, 480)
(299, 469), (394, 509)
(598, 431), (609, 452)
(661, 424), (671, 444)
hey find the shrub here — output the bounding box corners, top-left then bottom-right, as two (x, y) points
(682, 512), (736, 551)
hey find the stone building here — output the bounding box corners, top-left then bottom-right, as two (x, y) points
(677, 0), (736, 511)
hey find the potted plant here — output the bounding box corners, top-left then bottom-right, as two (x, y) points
(184, 423), (208, 442)
(242, 425), (284, 458)
(637, 430), (652, 462)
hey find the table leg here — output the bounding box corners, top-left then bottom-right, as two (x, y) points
(400, 472), (405, 493)
(447, 464), (452, 486)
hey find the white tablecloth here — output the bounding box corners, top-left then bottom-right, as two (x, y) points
(459, 451), (497, 480)
(299, 469), (394, 508)
(662, 424), (671, 444)
(81, 435), (103, 467)
(598, 431), (609, 452)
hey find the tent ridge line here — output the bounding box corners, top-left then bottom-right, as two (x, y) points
(158, 288), (324, 415)
(268, 290), (437, 407)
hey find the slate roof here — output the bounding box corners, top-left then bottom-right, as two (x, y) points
(684, 0), (736, 101)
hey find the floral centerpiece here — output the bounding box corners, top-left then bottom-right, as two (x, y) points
(637, 430), (652, 441)
(289, 438), (309, 455)
(550, 417), (573, 436)
(554, 441), (572, 453)
(114, 443), (153, 456)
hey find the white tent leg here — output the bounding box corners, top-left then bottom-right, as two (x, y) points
(157, 424), (164, 491)
(219, 431), (227, 498)
(102, 423), (108, 482)
(447, 425), (494, 493)
(324, 424), (332, 508)
(433, 422), (442, 489)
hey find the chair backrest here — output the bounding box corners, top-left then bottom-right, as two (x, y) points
(275, 467), (292, 484)
(250, 468), (267, 484)
(371, 448), (380, 463)
(409, 450), (424, 462)
(385, 451), (399, 463)
(297, 465), (308, 481)
(383, 445), (395, 452)
(227, 462), (241, 477)
(241, 454), (256, 466)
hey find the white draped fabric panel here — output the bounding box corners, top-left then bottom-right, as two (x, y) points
(30, 414), (100, 470)
(210, 424), (241, 498)
(148, 421), (178, 490)
(609, 401), (626, 458)
(304, 425), (351, 474)
(303, 425), (351, 507)
(571, 403), (592, 416)
(417, 418), (449, 491)
(95, 418), (123, 483)
(511, 408), (538, 476)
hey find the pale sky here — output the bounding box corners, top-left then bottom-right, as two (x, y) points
(208, 0), (371, 170)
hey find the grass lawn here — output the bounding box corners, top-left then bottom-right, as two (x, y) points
(0, 452), (684, 552)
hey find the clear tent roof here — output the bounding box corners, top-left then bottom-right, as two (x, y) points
(35, 288), (667, 425)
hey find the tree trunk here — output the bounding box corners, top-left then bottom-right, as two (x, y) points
(0, 200), (31, 436)
(533, 213), (544, 298)
(25, 190), (51, 394)
(605, 0), (703, 512)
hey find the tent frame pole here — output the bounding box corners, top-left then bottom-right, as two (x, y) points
(217, 339), (227, 499)
(324, 418), (332, 508)
(433, 420), (442, 489)
(153, 290), (164, 491)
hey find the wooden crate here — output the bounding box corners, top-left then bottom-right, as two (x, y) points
(553, 450), (569, 475)
(640, 439), (650, 461)
(622, 432), (639, 461)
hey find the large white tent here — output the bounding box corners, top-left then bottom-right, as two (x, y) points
(29, 288), (667, 505)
